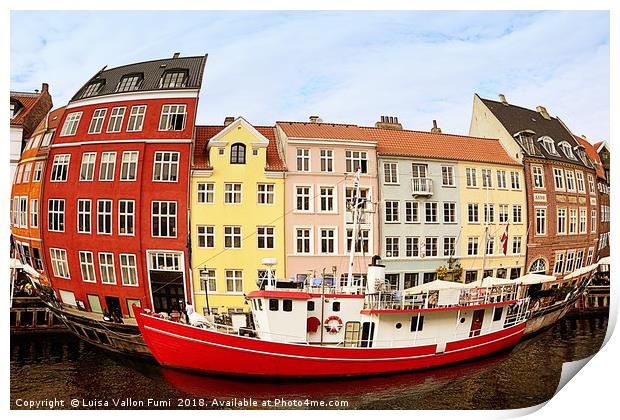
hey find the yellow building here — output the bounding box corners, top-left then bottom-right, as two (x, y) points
(457, 160), (528, 283)
(190, 117), (286, 315)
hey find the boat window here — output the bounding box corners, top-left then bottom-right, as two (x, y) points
(332, 301), (341, 312)
(283, 300), (293, 312)
(344, 321), (361, 347)
(307, 301), (315, 311)
(360, 322), (375, 348)
(258, 299), (263, 311)
(269, 299), (279, 311)
(493, 307), (503, 322)
(251, 299), (256, 311)
(410, 315), (424, 332)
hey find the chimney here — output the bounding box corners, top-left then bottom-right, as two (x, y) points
(498, 94), (508, 106)
(431, 120), (442, 133)
(581, 134), (587, 139)
(41, 83), (49, 93)
(309, 115), (323, 123)
(223, 116), (235, 126)
(172, 52), (180, 59)
(536, 106), (551, 120)
(375, 115), (403, 130)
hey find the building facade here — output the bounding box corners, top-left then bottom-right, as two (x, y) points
(190, 118), (286, 315)
(41, 54), (207, 318)
(470, 94), (599, 281)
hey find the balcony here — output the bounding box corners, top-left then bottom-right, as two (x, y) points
(411, 177), (433, 196)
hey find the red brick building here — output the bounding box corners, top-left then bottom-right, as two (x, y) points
(470, 95), (599, 280)
(41, 54), (207, 317)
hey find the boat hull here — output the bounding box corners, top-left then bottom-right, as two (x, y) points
(524, 295), (580, 337)
(135, 309), (526, 378)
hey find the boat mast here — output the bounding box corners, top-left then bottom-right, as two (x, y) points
(347, 167), (362, 288)
(479, 172), (491, 286)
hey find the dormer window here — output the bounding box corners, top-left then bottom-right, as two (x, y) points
(514, 131), (537, 155)
(576, 148), (590, 166)
(116, 74), (143, 92)
(559, 141), (577, 160)
(230, 143), (246, 164)
(160, 70), (188, 89)
(80, 81), (105, 99)
(539, 136), (559, 156)
(10, 102), (17, 118)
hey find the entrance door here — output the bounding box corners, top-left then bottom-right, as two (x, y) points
(360, 321), (375, 348)
(105, 296), (121, 315)
(148, 251), (186, 314)
(470, 309), (485, 337)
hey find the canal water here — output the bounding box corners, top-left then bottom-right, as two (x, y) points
(10, 312), (608, 410)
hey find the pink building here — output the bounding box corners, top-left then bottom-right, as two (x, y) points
(276, 120), (379, 285)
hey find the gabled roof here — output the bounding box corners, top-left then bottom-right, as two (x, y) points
(277, 121), (371, 142)
(478, 95), (588, 167)
(194, 124), (286, 172)
(10, 92), (41, 125)
(575, 135), (605, 180)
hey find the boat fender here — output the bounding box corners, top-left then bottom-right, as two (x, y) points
(324, 315), (343, 334)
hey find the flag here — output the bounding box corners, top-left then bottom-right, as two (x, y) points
(500, 223), (510, 256)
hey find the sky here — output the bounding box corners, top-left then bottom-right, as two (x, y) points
(10, 11), (610, 141)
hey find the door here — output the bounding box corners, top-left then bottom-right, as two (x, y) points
(470, 309), (485, 337)
(105, 296), (122, 315)
(360, 321), (375, 348)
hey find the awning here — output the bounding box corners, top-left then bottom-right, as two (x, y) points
(404, 280), (475, 294)
(10, 258), (40, 278)
(564, 264), (599, 280)
(598, 256), (611, 266)
(480, 276), (518, 287)
(516, 273), (557, 285)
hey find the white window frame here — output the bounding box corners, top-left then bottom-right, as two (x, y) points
(120, 151), (139, 181)
(224, 183), (242, 204)
(80, 152), (97, 181)
(30, 198), (38, 228)
(197, 182), (215, 204)
(106, 106), (126, 133)
(77, 199), (91, 234)
(224, 225), (242, 249)
(151, 201), (177, 238)
(88, 108), (107, 134)
(296, 148), (310, 172)
(225, 270), (243, 293)
(385, 200), (400, 223)
(120, 253), (138, 286)
(319, 227), (337, 255)
(50, 154), (71, 182)
(197, 225), (215, 248)
(532, 165), (545, 189)
(320, 149), (334, 173)
(257, 183), (275, 205)
(32, 162), (43, 182)
(553, 168), (565, 191)
(48, 199), (65, 232)
(97, 199), (113, 235)
(59, 112), (82, 136)
(98, 252), (117, 285)
(295, 227), (313, 254)
(79, 251), (96, 283)
(295, 185), (313, 212)
(535, 207), (547, 236)
(441, 166), (455, 187)
(257, 226), (275, 250)
(118, 200), (135, 236)
(99, 152), (117, 181)
(49, 248), (70, 278)
(383, 162), (399, 184)
(152, 151), (179, 182)
(159, 104), (187, 131)
(126, 105), (147, 132)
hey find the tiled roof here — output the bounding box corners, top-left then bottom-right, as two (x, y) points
(33, 106), (66, 134)
(71, 55), (208, 102)
(10, 92), (40, 125)
(194, 125), (286, 171)
(575, 135), (605, 180)
(277, 121), (370, 141)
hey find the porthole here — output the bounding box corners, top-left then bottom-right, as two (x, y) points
(395, 322), (402, 329)
(460, 317), (466, 323)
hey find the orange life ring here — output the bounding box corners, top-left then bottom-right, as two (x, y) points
(324, 315), (343, 334)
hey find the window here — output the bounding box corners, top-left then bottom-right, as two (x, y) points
(153, 151), (179, 181)
(319, 228), (336, 254)
(224, 226), (242, 248)
(269, 298), (279, 311)
(224, 183), (242, 204)
(493, 307), (503, 322)
(425, 202), (438, 223)
(257, 183), (274, 204)
(320, 149), (334, 172)
(49, 248), (70, 278)
(345, 150), (368, 173)
(295, 186), (311, 211)
(575, 250), (584, 270)
(482, 169), (493, 188)
(296, 228), (312, 254)
(591, 210), (597, 233)
(17, 197), (27, 228)
(118, 151), (139, 181)
(77, 199), (91, 233)
(484, 204), (494, 224)
(106, 107), (126, 133)
(22, 163), (32, 183)
(535, 208), (547, 235)
(12, 197), (18, 227)
(32, 162), (43, 182)
(48, 199), (65, 232)
(587, 174), (595, 195)
(199, 269), (216, 292)
(79, 251), (96, 283)
(385, 237), (399, 258)
(80, 152), (97, 181)
(296, 149), (310, 172)
(565, 251), (575, 273)
(579, 208), (587, 234)
(529, 258), (547, 273)
(30, 199), (38, 228)
(152, 201), (177, 237)
(405, 201), (419, 223)
(513, 205), (522, 223)
(81, 81), (104, 98)
(120, 254), (138, 286)
(88, 109), (107, 134)
(320, 187), (335, 212)
(568, 209), (577, 235)
(60, 112), (82, 136)
(126, 105), (146, 132)
(553, 168), (564, 190)
(510, 171), (521, 189)
(405, 237), (419, 257)
(160, 70), (188, 88)
(425, 237), (438, 257)
(346, 228), (369, 253)
(496, 170), (507, 188)
(467, 237), (479, 256)
(225, 270), (243, 293)
(50, 154), (70, 182)
(41, 130), (55, 147)
(485, 237), (495, 255)
(97, 200), (112, 235)
(441, 166), (455, 186)
(116, 74), (143, 92)
(443, 202), (456, 223)
(198, 183), (215, 203)
(466, 168), (477, 187)
(560, 142), (576, 159)
(512, 237), (522, 255)
(15, 165), (23, 184)
(32, 248), (43, 271)
(158, 104), (187, 131)
(532, 166), (545, 189)
(586, 248), (594, 265)
(468, 204), (479, 223)
(575, 171), (585, 193)
(540, 136), (558, 155)
(385, 201), (400, 223)
(557, 208), (567, 235)
(257, 226), (275, 249)
(230, 143), (246, 164)
(498, 204), (509, 223)
(99, 152), (116, 181)
(565, 170), (576, 192)
(384, 162), (398, 184)
(118, 200), (135, 235)
(410, 315), (424, 332)
(197, 225), (215, 248)
(443, 237), (456, 257)
(99, 253), (116, 284)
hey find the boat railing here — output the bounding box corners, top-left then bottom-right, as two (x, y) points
(187, 318), (311, 343)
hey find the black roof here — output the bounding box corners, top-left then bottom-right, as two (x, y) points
(478, 95), (591, 168)
(70, 54), (208, 102)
